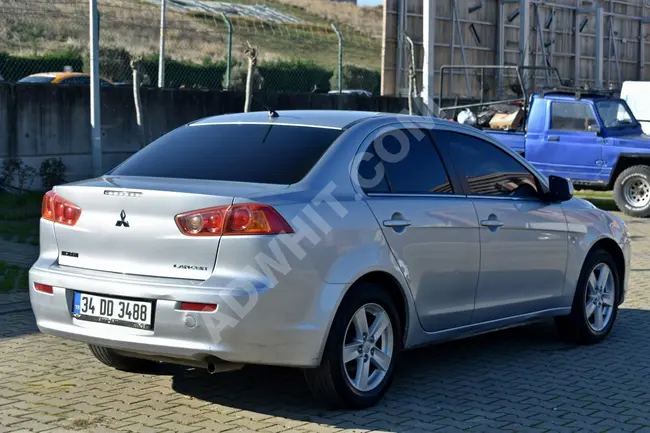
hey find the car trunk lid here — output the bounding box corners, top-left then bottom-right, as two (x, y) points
(52, 176), (287, 280)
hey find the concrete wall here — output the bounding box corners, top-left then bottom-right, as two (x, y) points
(0, 83), (415, 188)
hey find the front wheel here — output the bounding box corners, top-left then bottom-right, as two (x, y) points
(303, 284), (401, 409)
(555, 249), (620, 345)
(613, 165), (650, 217)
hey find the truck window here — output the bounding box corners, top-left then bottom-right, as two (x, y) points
(595, 100), (636, 128)
(550, 102), (597, 132)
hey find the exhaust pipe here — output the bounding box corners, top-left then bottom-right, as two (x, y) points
(207, 362), (218, 374)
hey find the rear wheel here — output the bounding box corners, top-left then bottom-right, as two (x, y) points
(613, 165), (650, 217)
(304, 284), (401, 409)
(555, 249), (620, 345)
(88, 344), (158, 372)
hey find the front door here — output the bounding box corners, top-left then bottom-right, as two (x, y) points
(432, 129), (569, 323)
(526, 100), (604, 182)
(358, 127), (480, 332)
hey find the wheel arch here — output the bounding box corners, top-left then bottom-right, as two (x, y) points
(587, 237), (626, 305)
(608, 155), (650, 188)
(320, 270), (411, 361)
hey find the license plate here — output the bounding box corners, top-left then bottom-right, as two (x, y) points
(72, 292), (154, 329)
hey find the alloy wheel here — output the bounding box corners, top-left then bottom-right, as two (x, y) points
(342, 303), (394, 392)
(584, 263), (616, 332)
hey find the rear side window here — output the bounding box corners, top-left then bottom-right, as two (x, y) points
(110, 124), (342, 184)
(358, 128), (453, 194)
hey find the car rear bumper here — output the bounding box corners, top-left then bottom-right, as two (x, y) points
(29, 259), (345, 368)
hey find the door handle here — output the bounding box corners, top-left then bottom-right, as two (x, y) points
(547, 136), (560, 142)
(383, 219), (412, 228)
(480, 219), (504, 228)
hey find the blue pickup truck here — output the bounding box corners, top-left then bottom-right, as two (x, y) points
(485, 90), (650, 217)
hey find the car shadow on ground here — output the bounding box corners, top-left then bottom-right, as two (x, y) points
(171, 308), (650, 430)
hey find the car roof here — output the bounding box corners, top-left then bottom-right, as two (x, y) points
(190, 110), (446, 130)
(191, 110), (386, 130)
(29, 72), (87, 78)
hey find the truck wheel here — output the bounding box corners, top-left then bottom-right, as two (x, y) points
(613, 165), (650, 217)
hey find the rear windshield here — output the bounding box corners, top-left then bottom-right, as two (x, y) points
(109, 123), (342, 184)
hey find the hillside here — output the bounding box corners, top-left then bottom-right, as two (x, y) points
(0, 0), (383, 72)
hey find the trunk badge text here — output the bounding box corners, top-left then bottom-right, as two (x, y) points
(116, 210), (130, 228)
(104, 190), (143, 197)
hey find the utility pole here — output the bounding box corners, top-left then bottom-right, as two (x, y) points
(158, 0), (167, 88)
(422, 0), (436, 114)
(90, 0), (102, 177)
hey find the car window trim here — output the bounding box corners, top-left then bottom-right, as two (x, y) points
(431, 129), (545, 201)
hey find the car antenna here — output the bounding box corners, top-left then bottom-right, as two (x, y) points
(252, 95), (279, 119)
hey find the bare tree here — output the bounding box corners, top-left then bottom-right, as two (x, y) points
(130, 58), (146, 148)
(405, 34), (418, 116)
(244, 41), (258, 113)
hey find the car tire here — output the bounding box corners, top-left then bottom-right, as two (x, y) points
(88, 344), (158, 372)
(613, 165), (650, 217)
(555, 249), (620, 345)
(303, 283), (402, 409)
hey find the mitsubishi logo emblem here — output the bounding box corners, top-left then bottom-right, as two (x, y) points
(115, 210), (130, 227)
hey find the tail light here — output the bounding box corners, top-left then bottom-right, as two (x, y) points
(175, 203), (293, 236)
(42, 191), (82, 226)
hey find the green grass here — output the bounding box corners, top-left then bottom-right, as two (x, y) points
(574, 190), (618, 212)
(0, 261), (29, 293)
(0, 191), (42, 221)
(0, 192), (41, 244)
(0, 220), (39, 244)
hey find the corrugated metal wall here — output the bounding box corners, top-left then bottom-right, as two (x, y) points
(382, 0), (649, 99)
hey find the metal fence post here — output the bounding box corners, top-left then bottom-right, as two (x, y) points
(331, 23), (343, 93)
(89, 0), (102, 177)
(221, 12), (233, 90)
(158, 0), (166, 88)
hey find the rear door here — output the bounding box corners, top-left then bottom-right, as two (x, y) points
(359, 127), (480, 332)
(433, 130), (568, 322)
(52, 123), (342, 280)
(525, 101), (604, 181)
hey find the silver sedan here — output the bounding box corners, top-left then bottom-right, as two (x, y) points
(29, 110), (630, 409)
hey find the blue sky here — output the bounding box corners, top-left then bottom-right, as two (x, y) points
(358, 0), (382, 6)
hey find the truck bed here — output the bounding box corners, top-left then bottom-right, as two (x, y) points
(485, 130), (526, 155)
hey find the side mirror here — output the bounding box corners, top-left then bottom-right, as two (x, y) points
(547, 175), (574, 202)
(588, 124), (601, 134)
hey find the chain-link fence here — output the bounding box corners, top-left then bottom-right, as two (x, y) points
(0, 0), (382, 94)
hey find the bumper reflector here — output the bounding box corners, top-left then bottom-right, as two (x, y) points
(180, 302), (217, 312)
(34, 283), (54, 294)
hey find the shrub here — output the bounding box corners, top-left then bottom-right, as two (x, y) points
(83, 47), (132, 83)
(330, 65), (380, 95)
(259, 60), (332, 93)
(0, 50), (84, 82)
(139, 54), (227, 89)
(1, 158), (36, 197)
(39, 158), (67, 190)
(226, 62), (264, 92)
